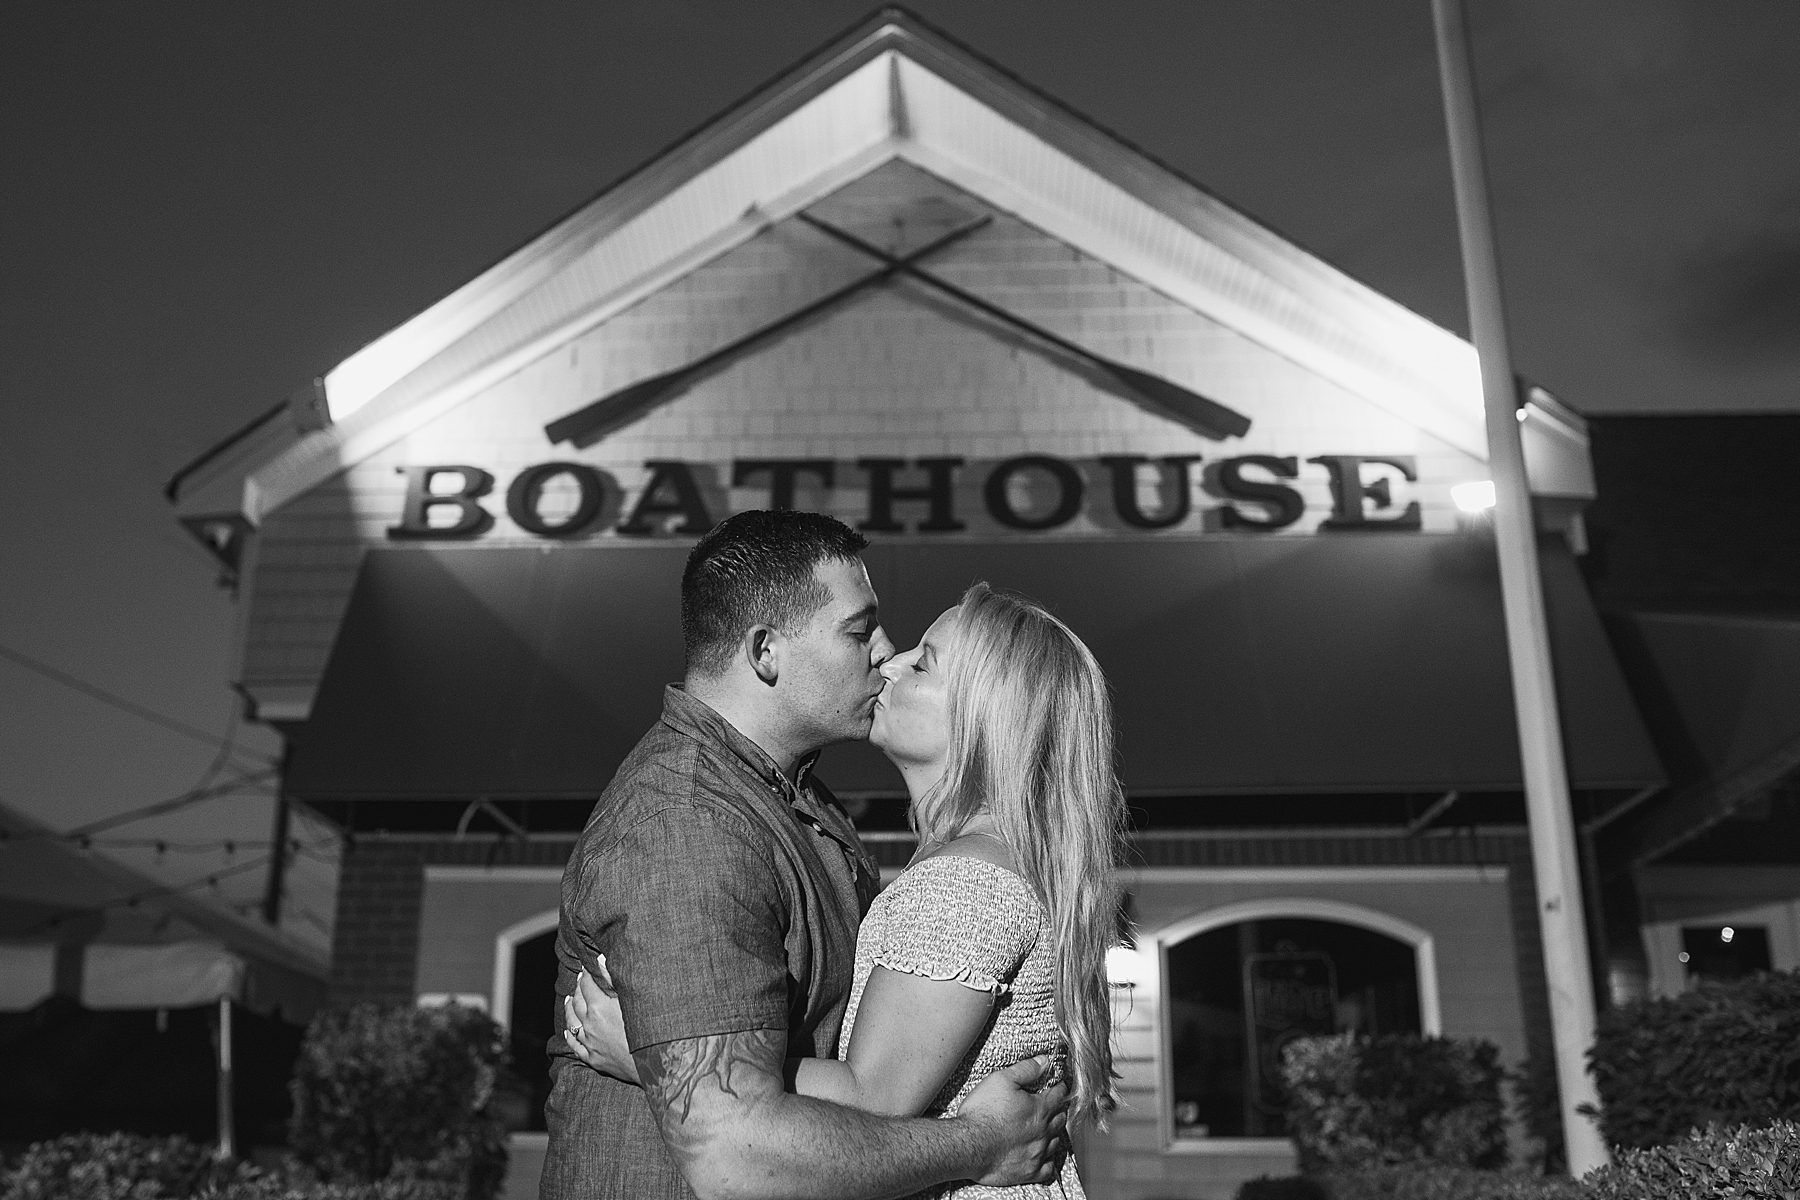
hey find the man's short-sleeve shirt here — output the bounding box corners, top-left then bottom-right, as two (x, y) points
(540, 686), (880, 1200)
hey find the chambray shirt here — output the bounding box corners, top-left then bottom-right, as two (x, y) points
(541, 686), (880, 1200)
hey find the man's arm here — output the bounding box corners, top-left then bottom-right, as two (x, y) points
(565, 964), (992, 1120)
(636, 1027), (1065, 1200)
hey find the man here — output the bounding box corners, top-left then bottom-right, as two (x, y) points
(541, 510), (1067, 1200)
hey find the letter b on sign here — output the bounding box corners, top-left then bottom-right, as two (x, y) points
(388, 466), (495, 539)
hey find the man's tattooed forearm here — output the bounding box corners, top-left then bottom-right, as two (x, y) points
(636, 1028), (786, 1124)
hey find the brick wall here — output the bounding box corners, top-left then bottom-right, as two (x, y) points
(327, 840), (426, 1007)
(328, 837), (578, 1007)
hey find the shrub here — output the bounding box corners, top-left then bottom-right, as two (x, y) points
(1511, 1055), (1564, 1174)
(0, 1132), (235, 1200)
(1281, 1034), (1509, 1173)
(1586, 968), (1800, 1149)
(287, 1004), (508, 1200)
(0, 1136), (469, 1200)
(1318, 1165), (1585, 1200)
(193, 1171), (460, 1200)
(1582, 1120), (1800, 1200)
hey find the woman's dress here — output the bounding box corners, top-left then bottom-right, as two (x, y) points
(838, 853), (1086, 1199)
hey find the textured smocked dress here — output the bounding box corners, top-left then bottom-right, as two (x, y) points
(838, 854), (1087, 1200)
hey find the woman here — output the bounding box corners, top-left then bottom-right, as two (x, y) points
(568, 583), (1126, 1196)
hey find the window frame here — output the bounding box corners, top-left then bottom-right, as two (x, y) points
(491, 908), (561, 1035)
(1153, 896), (1440, 1154)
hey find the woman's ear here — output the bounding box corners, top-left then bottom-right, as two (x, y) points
(743, 624), (783, 687)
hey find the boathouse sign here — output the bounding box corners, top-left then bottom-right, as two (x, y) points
(386, 453), (1425, 541)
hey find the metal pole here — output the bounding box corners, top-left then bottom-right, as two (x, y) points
(1429, 0), (1611, 1176)
(216, 995), (236, 1161)
(261, 794), (291, 926)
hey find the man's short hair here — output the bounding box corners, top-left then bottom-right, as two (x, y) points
(680, 510), (870, 677)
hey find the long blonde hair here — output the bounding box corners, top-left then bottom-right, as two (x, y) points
(911, 583), (1125, 1128)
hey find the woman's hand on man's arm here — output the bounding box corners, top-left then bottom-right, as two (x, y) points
(563, 962), (641, 1085)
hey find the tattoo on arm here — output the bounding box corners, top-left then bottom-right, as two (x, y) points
(633, 1026), (1014, 1196)
(636, 1027), (787, 1126)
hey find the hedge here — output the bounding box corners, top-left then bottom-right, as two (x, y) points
(1238, 1167), (1584, 1200)
(1582, 1120), (1800, 1199)
(1237, 1124), (1800, 1200)
(1586, 968), (1800, 1149)
(287, 1004), (509, 1200)
(1, 1133), (234, 1200)
(1320, 1166), (1585, 1200)
(195, 1174), (461, 1200)
(1281, 1033), (1508, 1173)
(0, 1134), (465, 1200)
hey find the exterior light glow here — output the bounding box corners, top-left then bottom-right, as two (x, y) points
(1452, 481), (1497, 512)
(1721, 927), (1735, 943)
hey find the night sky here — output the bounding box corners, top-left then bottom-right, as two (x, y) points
(3, 1), (1797, 940)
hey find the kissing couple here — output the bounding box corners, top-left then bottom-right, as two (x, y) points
(542, 509), (1125, 1199)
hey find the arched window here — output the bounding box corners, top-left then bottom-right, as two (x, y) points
(1157, 899), (1439, 1142)
(493, 912), (561, 1133)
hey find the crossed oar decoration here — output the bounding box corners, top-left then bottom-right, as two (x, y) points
(544, 211), (1251, 448)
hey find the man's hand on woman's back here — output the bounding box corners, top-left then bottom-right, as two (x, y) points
(957, 1055), (1071, 1188)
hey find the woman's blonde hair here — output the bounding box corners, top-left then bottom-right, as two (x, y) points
(911, 582), (1126, 1128)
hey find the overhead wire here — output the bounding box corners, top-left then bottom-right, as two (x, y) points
(0, 770), (277, 850)
(23, 853), (275, 937)
(0, 642), (274, 769)
(63, 767), (278, 839)
(4, 645), (348, 943)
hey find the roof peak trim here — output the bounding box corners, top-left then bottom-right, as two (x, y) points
(243, 10), (1488, 522)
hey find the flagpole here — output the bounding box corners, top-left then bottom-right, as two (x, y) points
(1429, 0), (1611, 1176)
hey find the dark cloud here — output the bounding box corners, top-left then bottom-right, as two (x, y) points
(1675, 205), (1800, 363)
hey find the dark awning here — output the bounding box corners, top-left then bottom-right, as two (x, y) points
(1601, 611), (1800, 861)
(284, 534), (1662, 801)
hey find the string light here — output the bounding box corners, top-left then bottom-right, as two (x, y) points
(16, 855), (276, 937)
(1, 830), (339, 855)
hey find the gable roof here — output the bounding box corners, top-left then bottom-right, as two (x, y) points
(239, 7), (1494, 525)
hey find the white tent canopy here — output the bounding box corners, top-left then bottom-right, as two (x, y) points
(0, 940), (248, 1011)
(0, 802), (327, 1019)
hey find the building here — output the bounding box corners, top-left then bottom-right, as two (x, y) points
(1575, 416), (1800, 1005)
(166, 11), (1800, 1197)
